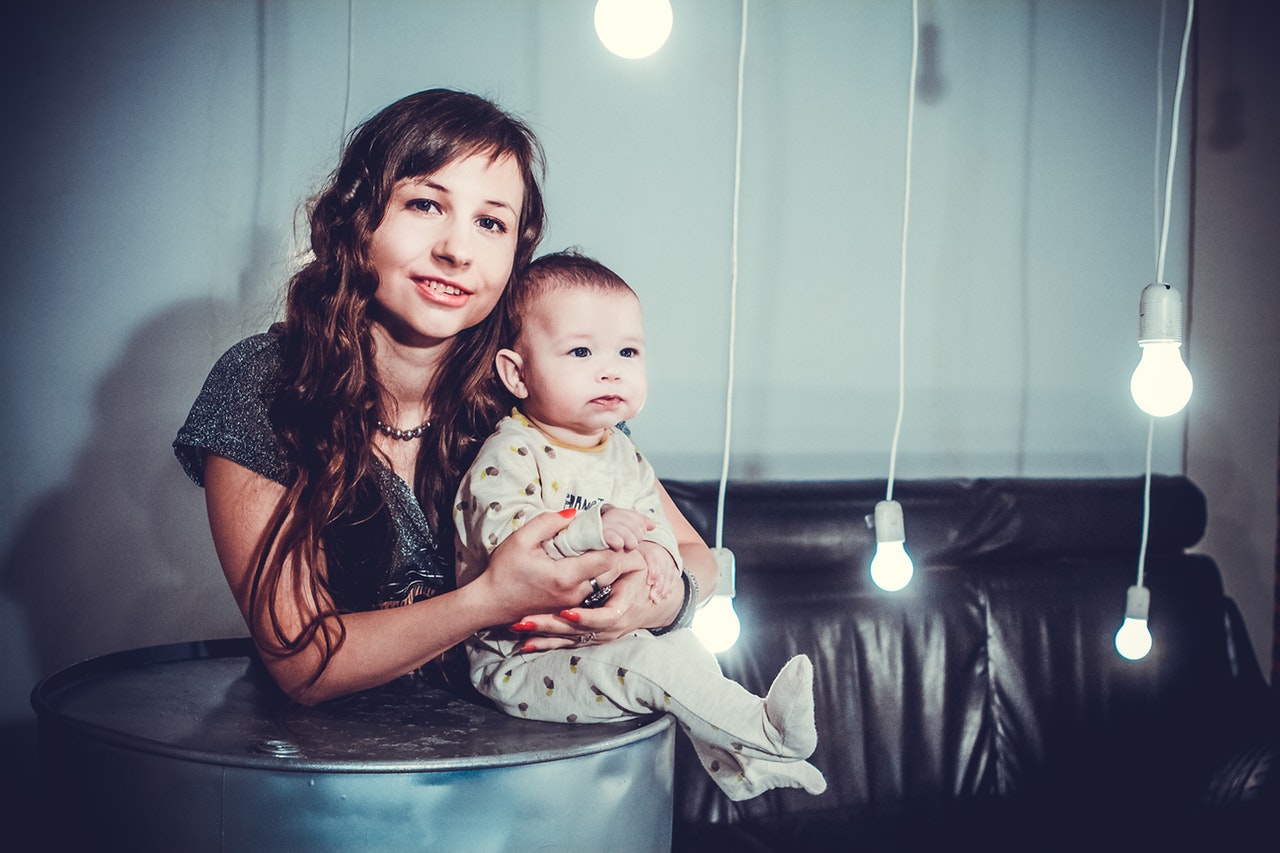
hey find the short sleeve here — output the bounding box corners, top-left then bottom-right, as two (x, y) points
(173, 333), (291, 487)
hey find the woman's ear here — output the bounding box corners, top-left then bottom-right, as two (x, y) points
(495, 348), (529, 399)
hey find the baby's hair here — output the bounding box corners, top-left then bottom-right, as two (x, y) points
(508, 249), (637, 343)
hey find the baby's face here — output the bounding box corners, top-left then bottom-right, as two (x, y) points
(514, 287), (648, 444)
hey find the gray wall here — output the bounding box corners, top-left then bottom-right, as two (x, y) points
(2, 0), (1276, 736)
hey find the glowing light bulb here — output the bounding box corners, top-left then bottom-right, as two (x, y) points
(594, 0), (673, 59)
(1130, 283), (1192, 417)
(1115, 585), (1153, 661)
(1116, 617), (1152, 660)
(1131, 342), (1193, 417)
(693, 595), (740, 654)
(692, 547), (740, 653)
(870, 500), (914, 591)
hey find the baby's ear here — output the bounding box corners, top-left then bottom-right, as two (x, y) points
(495, 348), (529, 399)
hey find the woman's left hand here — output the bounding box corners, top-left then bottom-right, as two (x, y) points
(510, 480), (713, 652)
(511, 554), (682, 651)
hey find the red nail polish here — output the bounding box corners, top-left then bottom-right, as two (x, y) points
(560, 610), (581, 622)
(519, 643), (537, 653)
(559, 508), (577, 518)
(511, 621), (537, 632)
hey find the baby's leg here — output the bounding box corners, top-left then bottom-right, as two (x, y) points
(472, 633), (818, 757)
(530, 631), (818, 761)
(472, 632), (826, 801)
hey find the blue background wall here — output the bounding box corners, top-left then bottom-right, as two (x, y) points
(2, 0), (1277, 808)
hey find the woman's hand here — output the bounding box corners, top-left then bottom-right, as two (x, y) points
(509, 480), (714, 651)
(470, 510), (634, 626)
(511, 554), (681, 651)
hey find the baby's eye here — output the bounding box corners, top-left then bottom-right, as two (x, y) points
(620, 347), (639, 358)
(569, 347), (591, 358)
(477, 216), (508, 234)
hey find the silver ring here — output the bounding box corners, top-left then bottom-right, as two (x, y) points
(588, 577), (602, 595)
(577, 632), (596, 646)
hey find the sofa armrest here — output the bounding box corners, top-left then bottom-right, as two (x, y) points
(1205, 740), (1279, 805)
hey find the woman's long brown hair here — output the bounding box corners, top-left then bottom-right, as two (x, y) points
(250, 89), (546, 688)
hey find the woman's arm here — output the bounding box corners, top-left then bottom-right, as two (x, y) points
(203, 454), (626, 704)
(659, 479), (719, 601)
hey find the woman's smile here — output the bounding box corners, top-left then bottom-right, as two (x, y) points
(414, 276), (470, 307)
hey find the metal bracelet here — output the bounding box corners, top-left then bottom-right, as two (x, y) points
(651, 570), (697, 635)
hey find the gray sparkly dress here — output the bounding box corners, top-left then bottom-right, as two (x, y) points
(173, 333), (449, 611)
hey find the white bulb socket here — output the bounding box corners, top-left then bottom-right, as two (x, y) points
(872, 499), (907, 544)
(712, 546), (736, 598)
(1137, 282), (1184, 344)
(1122, 583), (1150, 621)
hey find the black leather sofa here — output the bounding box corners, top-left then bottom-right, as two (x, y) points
(664, 477), (1278, 852)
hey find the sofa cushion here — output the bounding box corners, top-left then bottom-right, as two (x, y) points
(664, 476), (1207, 576)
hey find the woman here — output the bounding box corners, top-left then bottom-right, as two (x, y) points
(174, 89), (715, 705)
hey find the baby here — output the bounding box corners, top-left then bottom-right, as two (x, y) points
(453, 250), (825, 801)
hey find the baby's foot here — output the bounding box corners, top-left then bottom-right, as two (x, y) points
(714, 756), (828, 802)
(763, 654), (818, 759)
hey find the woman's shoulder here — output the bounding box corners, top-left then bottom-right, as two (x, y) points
(194, 332), (285, 417)
(173, 331), (289, 487)
(210, 331), (283, 376)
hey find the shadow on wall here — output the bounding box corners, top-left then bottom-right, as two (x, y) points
(1, 297), (248, 683)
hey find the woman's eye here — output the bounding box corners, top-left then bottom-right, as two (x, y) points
(477, 216), (508, 234)
(570, 347), (591, 358)
(410, 199), (441, 214)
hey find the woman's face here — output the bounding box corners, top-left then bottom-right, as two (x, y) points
(367, 153), (524, 349)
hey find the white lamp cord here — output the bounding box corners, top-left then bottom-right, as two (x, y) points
(1153, 0), (1166, 270)
(1138, 0), (1194, 588)
(340, 0), (355, 142)
(886, 0), (920, 504)
(714, 0), (749, 551)
(1138, 416), (1155, 589)
(1157, 0), (1194, 286)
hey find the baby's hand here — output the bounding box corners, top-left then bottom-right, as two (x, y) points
(599, 505), (654, 552)
(639, 541), (682, 603)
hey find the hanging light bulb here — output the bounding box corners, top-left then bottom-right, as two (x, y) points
(693, 547), (740, 653)
(1115, 584), (1153, 660)
(594, 0), (673, 59)
(869, 500), (914, 592)
(1130, 283), (1193, 417)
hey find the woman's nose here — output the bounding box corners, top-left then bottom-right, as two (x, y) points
(433, 221), (473, 268)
